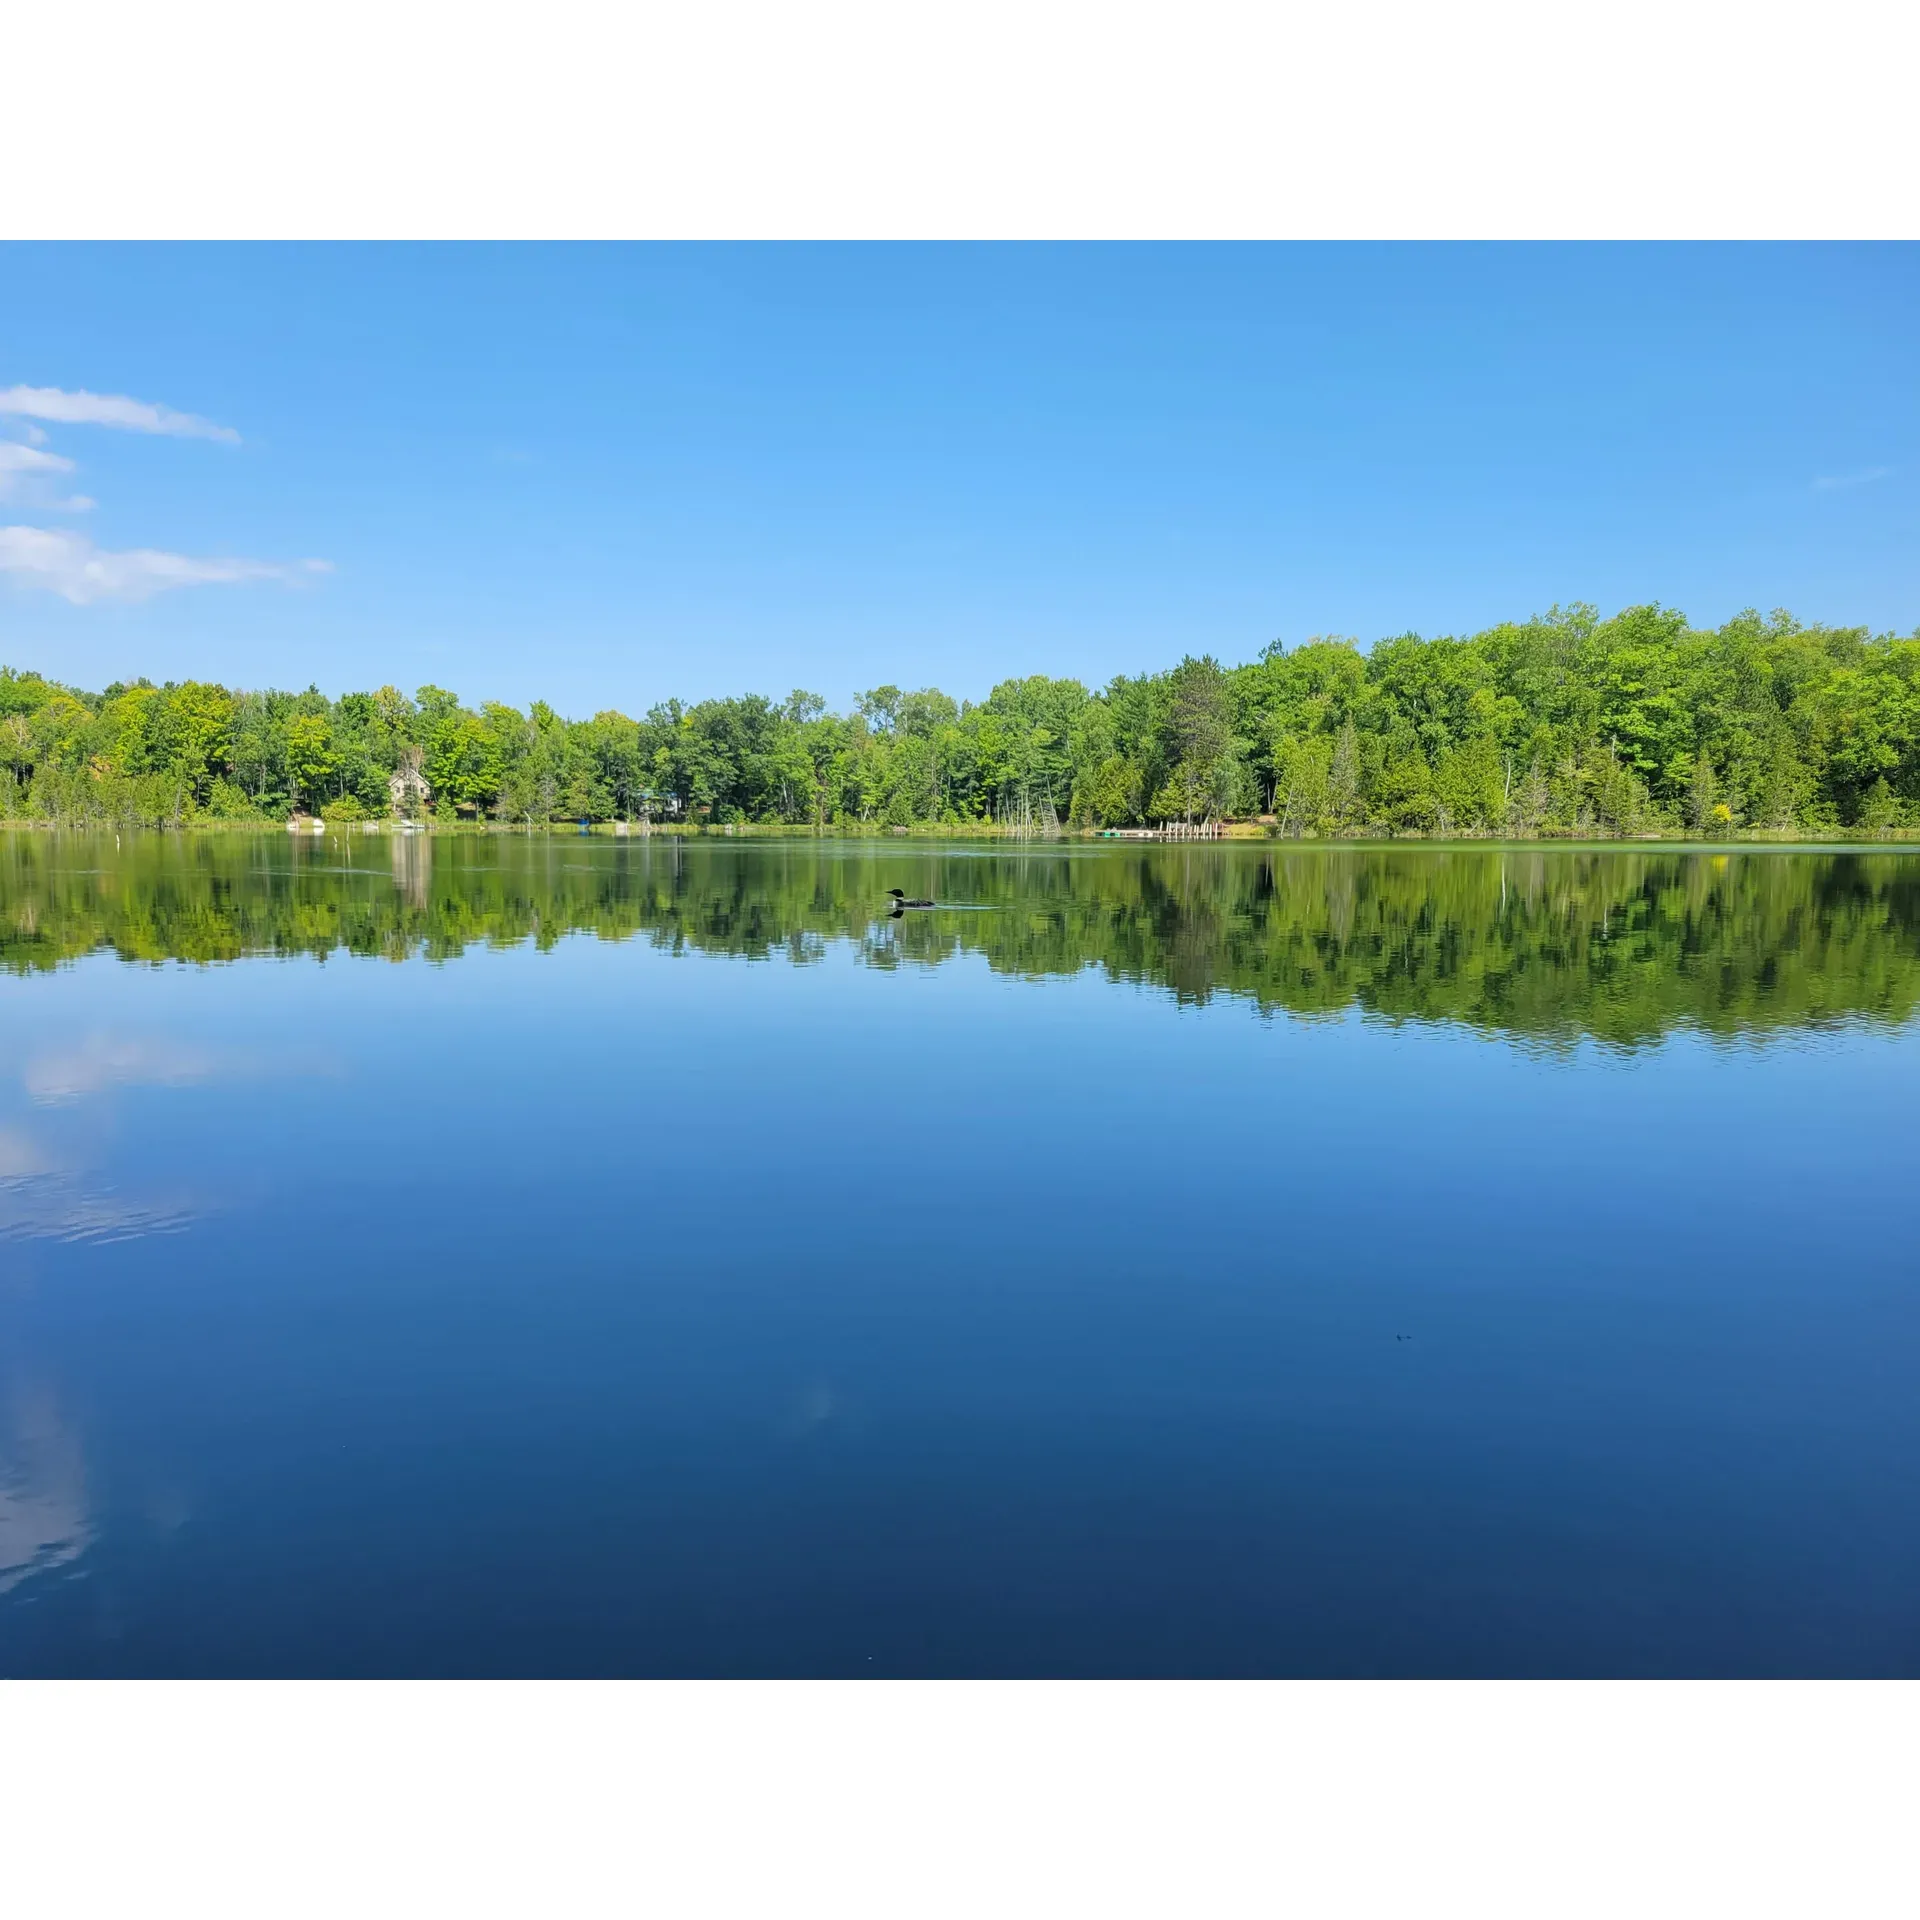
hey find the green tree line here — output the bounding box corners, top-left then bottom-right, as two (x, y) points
(5, 602), (1919, 835)
(5, 835), (1917, 1051)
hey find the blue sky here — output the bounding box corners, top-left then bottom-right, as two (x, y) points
(1, 243), (1914, 715)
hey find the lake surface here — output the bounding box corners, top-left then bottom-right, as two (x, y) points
(2, 833), (1917, 1676)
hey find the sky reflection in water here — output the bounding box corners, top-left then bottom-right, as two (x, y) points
(1, 836), (1917, 1675)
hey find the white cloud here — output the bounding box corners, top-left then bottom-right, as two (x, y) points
(0, 1386), (92, 1596)
(25, 1034), (221, 1101)
(21, 1032), (339, 1101)
(0, 383), (240, 444)
(0, 441), (72, 476)
(1813, 466), (1892, 491)
(0, 440), (92, 512)
(0, 1125), (62, 1178)
(0, 525), (331, 606)
(0, 442), (72, 477)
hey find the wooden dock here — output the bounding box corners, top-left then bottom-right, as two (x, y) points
(1096, 822), (1226, 840)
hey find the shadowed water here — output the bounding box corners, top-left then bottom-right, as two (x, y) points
(2, 833), (1917, 1674)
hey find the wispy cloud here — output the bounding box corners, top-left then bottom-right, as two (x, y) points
(25, 1035), (222, 1102)
(0, 1125), (62, 1179)
(0, 526), (331, 606)
(0, 440), (93, 513)
(0, 442), (73, 479)
(0, 1385), (93, 1596)
(21, 1032), (341, 1101)
(0, 384), (240, 444)
(1813, 466), (1892, 492)
(0, 386), (325, 603)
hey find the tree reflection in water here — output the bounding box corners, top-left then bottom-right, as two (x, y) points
(3, 833), (1918, 1050)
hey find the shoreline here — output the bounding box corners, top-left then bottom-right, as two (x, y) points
(3, 819), (1918, 850)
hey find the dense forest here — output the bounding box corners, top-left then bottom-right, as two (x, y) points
(4, 602), (1919, 836)
(4, 835), (1917, 1050)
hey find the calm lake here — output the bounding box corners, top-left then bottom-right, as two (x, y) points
(2, 833), (1916, 1676)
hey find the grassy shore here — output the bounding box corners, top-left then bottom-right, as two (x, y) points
(4, 815), (1918, 846)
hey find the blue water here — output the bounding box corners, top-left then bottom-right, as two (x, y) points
(2, 838), (1916, 1674)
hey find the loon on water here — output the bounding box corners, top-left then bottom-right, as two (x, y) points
(887, 888), (935, 910)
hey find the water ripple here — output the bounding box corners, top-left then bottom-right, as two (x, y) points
(0, 1172), (199, 1246)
